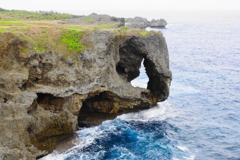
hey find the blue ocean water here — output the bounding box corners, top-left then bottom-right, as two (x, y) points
(42, 10), (240, 160)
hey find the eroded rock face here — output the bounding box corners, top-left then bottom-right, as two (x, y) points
(125, 17), (167, 29)
(125, 17), (150, 29)
(150, 19), (167, 28)
(0, 31), (171, 159)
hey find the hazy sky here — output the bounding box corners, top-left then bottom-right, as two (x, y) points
(2, 0), (240, 12)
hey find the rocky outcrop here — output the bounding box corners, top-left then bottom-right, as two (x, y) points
(0, 30), (171, 159)
(150, 19), (167, 28)
(63, 13), (125, 27)
(125, 17), (150, 29)
(62, 14), (167, 29)
(126, 17), (167, 29)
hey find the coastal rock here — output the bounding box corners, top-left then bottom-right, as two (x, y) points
(0, 31), (171, 159)
(125, 17), (167, 29)
(125, 17), (150, 29)
(150, 19), (167, 28)
(64, 14), (167, 29)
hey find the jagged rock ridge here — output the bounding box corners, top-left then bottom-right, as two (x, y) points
(0, 30), (171, 159)
(126, 17), (168, 29)
(62, 13), (167, 29)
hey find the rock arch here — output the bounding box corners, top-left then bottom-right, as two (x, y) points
(78, 35), (172, 127)
(116, 36), (171, 102)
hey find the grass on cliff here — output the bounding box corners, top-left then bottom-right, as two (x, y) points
(0, 21), (30, 26)
(0, 9), (86, 57)
(0, 9), (71, 20)
(61, 30), (85, 52)
(0, 8), (162, 60)
(83, 18), (93, 21)
(139, 30), (162, 36)
(121, 26), (130, 29)
(65, 24), (117, 31)
(19, 27), (86, 58)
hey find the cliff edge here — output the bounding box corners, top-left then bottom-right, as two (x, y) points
(0, 30), (171, 159)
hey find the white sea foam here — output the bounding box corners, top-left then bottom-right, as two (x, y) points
(177, 146), (189, 152)
(40, 126), (104, 160)
(185, 155), (195, 160)
(117, 101), (178, 122)
(40, 151), (66, 160)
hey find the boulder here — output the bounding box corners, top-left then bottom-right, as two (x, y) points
(150, 19), (167, 28)
(125, 17), (150, 29)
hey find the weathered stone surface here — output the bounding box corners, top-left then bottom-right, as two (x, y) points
(125, 17), (150, 29)
(0, 30), (171, 159)
(125, 17), (167, 29)
(150, 19), (167, 28)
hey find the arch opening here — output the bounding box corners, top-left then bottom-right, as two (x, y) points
(116, 39), (149, 88)
(131, 60), (149, 88)
(116, 38), (170, 102)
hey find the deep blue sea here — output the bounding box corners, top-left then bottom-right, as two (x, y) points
(42, 10), (240, 160)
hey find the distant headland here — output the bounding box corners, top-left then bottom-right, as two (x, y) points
(0, 8), (167, 29)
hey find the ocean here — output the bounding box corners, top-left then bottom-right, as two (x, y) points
(42, 10), (240, 160)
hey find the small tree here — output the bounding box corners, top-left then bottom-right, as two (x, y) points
(0, 7), (7, 11)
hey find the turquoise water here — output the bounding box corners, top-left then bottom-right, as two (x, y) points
(42, 10), (240, 160)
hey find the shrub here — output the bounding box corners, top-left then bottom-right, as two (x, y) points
(140, 31), (149, 36)
(121, 26), (130, 30)
(61, 30), (85, 52)
(0, 28), (7, 33)
(83, 18), (93, 21)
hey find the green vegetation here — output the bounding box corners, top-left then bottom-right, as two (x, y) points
(139, 30), (162, 36)
(149, 30), (162, 35)
(121, 26), (130, 30)
(61, 30), (85, 52)
(0, 21), (30, 26)
(65, 24), (116, 32)
(0, 9), (71, 20)
(140, 31), (149, 36)
(0, 7), (163, 62)
(65, 26), (90, 31)
(94, 27), (100, 30)
(66, 26), (83, 31)
(0, 28), (7, 33)
(0, 19), (21, 21)
(83, 18), (93, 21)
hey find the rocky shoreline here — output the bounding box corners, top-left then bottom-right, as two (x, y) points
(60, 13), (167, 29)
(0, 13), (171, 159)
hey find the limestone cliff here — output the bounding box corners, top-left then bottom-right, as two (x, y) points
(0, 30), (171, 159)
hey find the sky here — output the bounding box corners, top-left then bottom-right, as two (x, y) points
(2, 0), (240, 11)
